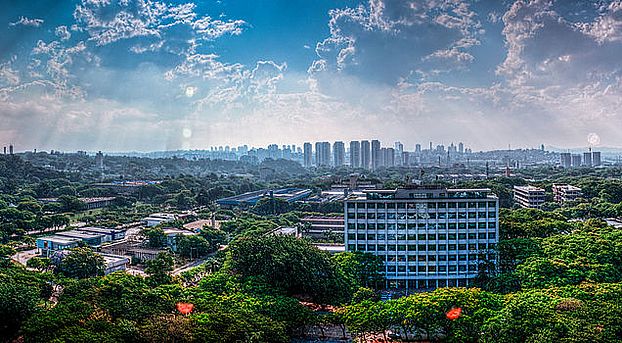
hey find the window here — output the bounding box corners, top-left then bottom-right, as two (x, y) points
(488, 233), (496, 239)
(458, 233), (467, 240)
(347, 213), (355, 219)
(438, 255), (447, 261)
(378, 213), (386, 219)
(439, 234), (447, 240)
(468, 212), (477, 219)
(448, 255), (457, 261)
(388, 245), (397, 251)
(409, 266), (417, 272)
(478, 202), (487, 208)
(398, 265), (406, 272)
(367, 234), (376, 240)
(418, 244), (427, 251)
(488, 201), (496, 207)
(428, 255), (436, 261)
(418, 234), (426, 240)
(448, 202), (456, 208)
(348, 223), (356, 230)
(448, 223), (457, 229)
(377, 245), (386, 251)
(387, 213), (396, 219)
(469, 233), (477, 239)
(347, 203), (355, 208)
(357, 244), (365, 251)
(347, 233), (355, 240)
(388, 234), (396, 240)
(448, 233), (457, 240)
(458, 254), (467, 261)
(449, 265), (457, 271)
(458, 244), (467, 250)
(448, 244), (457, 251)
(368, 213), (376, 219)
(488, 222), (496, 229)
(388, 266), (396, 272)
(368, 223), (376, 230)
(428, 266), (436, 272)
(348, 244), (355, 250)
(458, 202), (466, 208)
(458, 265), (467, 271)
(448, 213), (457, 219)
(418, 255), (426, 262)
(458, 223), (466, 229)
(438, 202), (447, 208)
(397, 245), (406, 251)
(478, 223), (487, 229)
(428, 234), (436, 240)
(458, 213), (467, 219)
(428, 203), (436, 209)
(438, 244), (447, 251)
(408, 244), (416, 251)
(428, 244), (437, 251)
(377, 234), (386, 240)
(438, 223), (447, 229)
(397, 234), (406, 240)
(439, 265), (447, 272)
(378, 223), (386, 229)
(408, 234), (416, 240)
(418, 266), (426, 272)
(488, 212), (496, 218)
(468, 223), (477, 229)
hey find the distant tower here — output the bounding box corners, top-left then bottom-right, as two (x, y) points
(485, 162), (490, 178)
(95, 151), (104, 169)
(2, 147), (5, 155)
(9, 145), (13, 155)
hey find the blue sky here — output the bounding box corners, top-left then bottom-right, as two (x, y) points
(1, 0), (622, 151)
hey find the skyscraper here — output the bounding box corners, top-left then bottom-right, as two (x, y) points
(458, 142), (464, 154)
(333, 141), (345, 167)
(315, 142), (331, 167)
(349, 141), (361, 168)
(371, 140), (381, 170)
(560, 152), (571, 168)
(415, 144), (421, 153)
(592, 151), (601, 166)
(303, 142), (312, 168)
(361, 140), (371, 169)
(384, 147), (395, 167)
(394, 141), (403, 166)
(583, 152), (592, 167)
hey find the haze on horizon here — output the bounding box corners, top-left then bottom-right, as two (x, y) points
(1, 0), (622, 152)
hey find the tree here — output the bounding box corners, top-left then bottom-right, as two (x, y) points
(200, 227), (227, 252)
(176, 235), (211, 259)
(27, 257), (53, 273)
(143, 227), (167, 248)
(333, 251), (385, 289)
(225, 235), (353, 304)
(0, 281), (40, 339)
(56, 247), (105, 279)
(57, 195), (85, 212)
(145, 252), (175, 285)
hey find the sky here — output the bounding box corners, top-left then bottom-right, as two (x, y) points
(1, 0), (622, 152)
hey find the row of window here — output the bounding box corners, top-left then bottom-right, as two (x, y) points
(382, 253), (494, 262)
(347, 222), (497, 230)
(347, 232), (497, 241)
(347, 212), (496, 220)
(347, 201), (497, 209)
(347, 243), (497, 251)
(387, 279), (471, 289)
(386, 264), (479, 273)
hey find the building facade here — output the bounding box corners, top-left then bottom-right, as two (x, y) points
(552, 184), (582, 203)
(333, 141), (345, 167)
(303, 142), (312, 168)
(344, 187), (499, 289)
(371, 140), (381, 170)
(361, 140), (371, 170)
(513, 185), (546, 209)
(350, 141), (361, 168)
(315, 142), (331, 167)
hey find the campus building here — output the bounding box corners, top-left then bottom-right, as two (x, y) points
(513, 185), (546, 209)
(344, 186), (499, 290)
(552, 184), (582, 203)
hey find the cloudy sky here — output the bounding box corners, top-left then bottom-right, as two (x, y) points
(1, 0), (622, 152)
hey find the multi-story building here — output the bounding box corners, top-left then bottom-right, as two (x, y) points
(371, 140), (381, 170)
(560, 152), (571, 168)
(583, 152), (592, 167)
(344, 186), (499, 290)
(552, 184), (582, 203)
(315, 142), (331, 167)
(592, 151), (601, 166)
(571, 154), (582, 168)
(361, 140), (371, 170)
(350, 141), (361, 168)
(333, 141), (345, 167)
(383, 148), (395, 167)
(303, 143), (312, 168)
(513, 185), (545, 209)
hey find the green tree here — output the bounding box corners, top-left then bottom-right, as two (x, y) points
(176, 235), (211, 259)
(56, 247), (105, 279)
(143, 227), (167, 248)
(145, 252), (175, 285)
(333, 251), (385, 289)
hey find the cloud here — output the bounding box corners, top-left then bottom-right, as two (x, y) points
(9, 17), (44, 27)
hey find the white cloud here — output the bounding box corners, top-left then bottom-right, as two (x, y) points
(9, 17), (44, 27)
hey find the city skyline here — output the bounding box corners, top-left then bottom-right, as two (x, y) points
(3, 1), (622, 151)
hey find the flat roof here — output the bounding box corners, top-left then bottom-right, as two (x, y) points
(37, 235), (81, 244)
(514, 185), (545, 191)
(56, 230), (104, 239)
(78, 227), (125, 234)
(216, 188), (312, 206)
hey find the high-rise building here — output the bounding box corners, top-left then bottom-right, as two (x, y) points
(384, 148), (395, 167)
(9, 145), (13, 155)
(315, 142), (331, 167)
(344, 186), (499, 289)
(583, 152), (592, 167)
(361, 140), (371, 170)
(560, 153), (571, 168)
(458, 142), (464, 154)
(333, 141), (345, 167)
(95, 151), (104, 169)
(592, 151), (601, 166)
(571, 154), (582, 168)
(394, 142), (404, 166)
(350, 141), (361, 168)
(513, 186), (545, 209)
(371, 140), (381, 170)
(415, 144), (421, 153)
(303, 143), (312, 168)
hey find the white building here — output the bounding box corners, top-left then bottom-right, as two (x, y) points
(513, 185), (545, 209)
(144, 213), (177, 227)
(552, 184), (582, 203)
(344, 186), (499, 290)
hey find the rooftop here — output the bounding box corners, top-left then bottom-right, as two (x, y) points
(216, 188), (312, 206)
